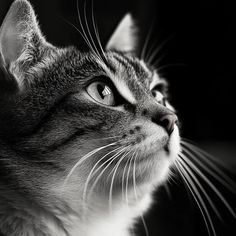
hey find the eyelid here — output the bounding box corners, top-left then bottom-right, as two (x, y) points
(86, 76), (117, 92)
(151, 82), (168, 94)
(85, 76), (127, 106)
(86, 75), (109, 87)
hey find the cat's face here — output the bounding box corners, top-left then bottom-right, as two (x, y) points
(0, 0), (180, 206)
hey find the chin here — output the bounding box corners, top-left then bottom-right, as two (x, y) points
(136, 125), (181, 188)
(168, 125), (181, 160)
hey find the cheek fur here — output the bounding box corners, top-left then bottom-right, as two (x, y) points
(112, 120), (180, 184)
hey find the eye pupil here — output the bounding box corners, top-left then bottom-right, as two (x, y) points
(97, 84), (112, 100)
(97, 84), (105, 99)
(152, 89), (166, 106)
(87, 81), (115, 106)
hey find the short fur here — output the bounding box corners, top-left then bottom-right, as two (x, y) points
(0, 1), (180, 235)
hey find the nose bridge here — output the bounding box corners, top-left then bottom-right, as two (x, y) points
(139, 96), (174, 118)
(137, 97), (178, 134)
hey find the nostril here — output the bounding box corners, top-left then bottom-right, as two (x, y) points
(142, 109), (148, 116)
(161, 118), (170, 129)
(151, 117), (158, 125)
(160, 114), (178, 134)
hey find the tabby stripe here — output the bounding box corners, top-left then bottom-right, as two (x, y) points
(112, 52), (143, 81)
(47, 122), (104, 151)
(47, 129), (85, 151)
(20, 96), (68, 138)
(102, 56), (117, 74)
(112, 53), (130, 69)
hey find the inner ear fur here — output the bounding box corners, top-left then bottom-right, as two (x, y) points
(106, 13), (138, 53)
(0, 0), (49, 94)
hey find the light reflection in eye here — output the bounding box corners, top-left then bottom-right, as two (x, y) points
(86, 81), (115, 106)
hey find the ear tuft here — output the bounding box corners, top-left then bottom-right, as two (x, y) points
(106, 13), (138, 53)
(0, 0), (44, 66)
(0, 0), (46, 93)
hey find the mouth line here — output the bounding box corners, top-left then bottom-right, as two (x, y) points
(164, 141), (170, 153)
(109, 136), (172, 167)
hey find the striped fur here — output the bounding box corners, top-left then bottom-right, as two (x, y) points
(0, 1), (180, 236)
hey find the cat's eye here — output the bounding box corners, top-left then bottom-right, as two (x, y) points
(86, 81), (115, 106)
(151, 83), (168, 106)
(151, 89), (166, 106)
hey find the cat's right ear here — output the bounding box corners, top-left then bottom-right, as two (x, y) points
(0, 0), (47, 95)
(106, 13), (138, 53)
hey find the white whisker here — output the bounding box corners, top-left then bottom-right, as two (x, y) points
(181, 142), (236, 194)
(82, 146), (122, 204)
(107, 149), (132, 179)
(121, 150), (133, 202)
(108, 148), (132, 213)
(175, 161), (216, 236)
(83, 0), (102, 60)
(178, 155), (222, 220)
(179, 152), (236, 218)
(86, 146), (129, 202)
(132, 151), (150, 236)
(88, 135), (121, 142)
(181, 139), (234, 171)
(125, 151), (135, 205)
(163, 182), (172, 200)
(141, 19), (155, 61)
(147, 35), (174, 66)
(62, 141), (118, 188)
(155, 63), (187, 73)
(76, 0), (100, 59)
(91, 0), (107, 60)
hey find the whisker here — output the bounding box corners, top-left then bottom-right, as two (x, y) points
(175, 161), (216, 236)
(151, 53), (167, 71)
(179, 152), (236, 218)
(109, 148), (132, 212)
(146, 34), (174, 66)
(88, 135), (121, 141)
(141, 18), (155, 61)
(122, 150), (133, 202)
(163, 182), (172, 200)
(178, 155), (222, 220)
(155, 63), (188, 73)
(168, 169), (178, 185)
(181, 140), (235, 173)
(126, 151), (135, 205)
(76, 0), (100, 58)
(132, 151), (150, 236)
(62, 141), (118, 188)
(81, 147), (127, 217)
(86, 146), (129, 202)
(82, 146), (122, 204)
(61, 18), (94, 53)
(181, 142), (236, 193)
(107, 149), (133, 179)
(83, 0), (102, 60)
(91, 0), (107, 60)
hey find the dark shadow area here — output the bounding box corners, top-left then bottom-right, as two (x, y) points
(1, 0), (235, 235)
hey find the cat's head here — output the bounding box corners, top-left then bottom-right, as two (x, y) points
(0, 0), (180, 209)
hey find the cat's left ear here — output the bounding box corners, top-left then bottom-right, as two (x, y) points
(106, 13), (138, 53)
(0, 0), (49, 92)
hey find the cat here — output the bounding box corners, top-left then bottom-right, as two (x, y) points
(0, 0), (181, 235)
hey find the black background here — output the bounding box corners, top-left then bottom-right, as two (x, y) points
(1, 0), (236, 235)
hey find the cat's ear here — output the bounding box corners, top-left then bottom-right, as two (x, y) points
(0, 0), (47, 92)
(106, 13), (138, 53)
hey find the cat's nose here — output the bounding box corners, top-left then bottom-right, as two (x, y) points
(159, 114), (178, 135)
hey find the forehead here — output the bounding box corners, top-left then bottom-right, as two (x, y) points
(106, 51), (152, 83)
(88, 51), (163, 104)
(96, 51), (162, 89)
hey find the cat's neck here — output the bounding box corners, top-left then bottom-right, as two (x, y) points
(0, 141), (153, 236)
(0, 184), (152, 236)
